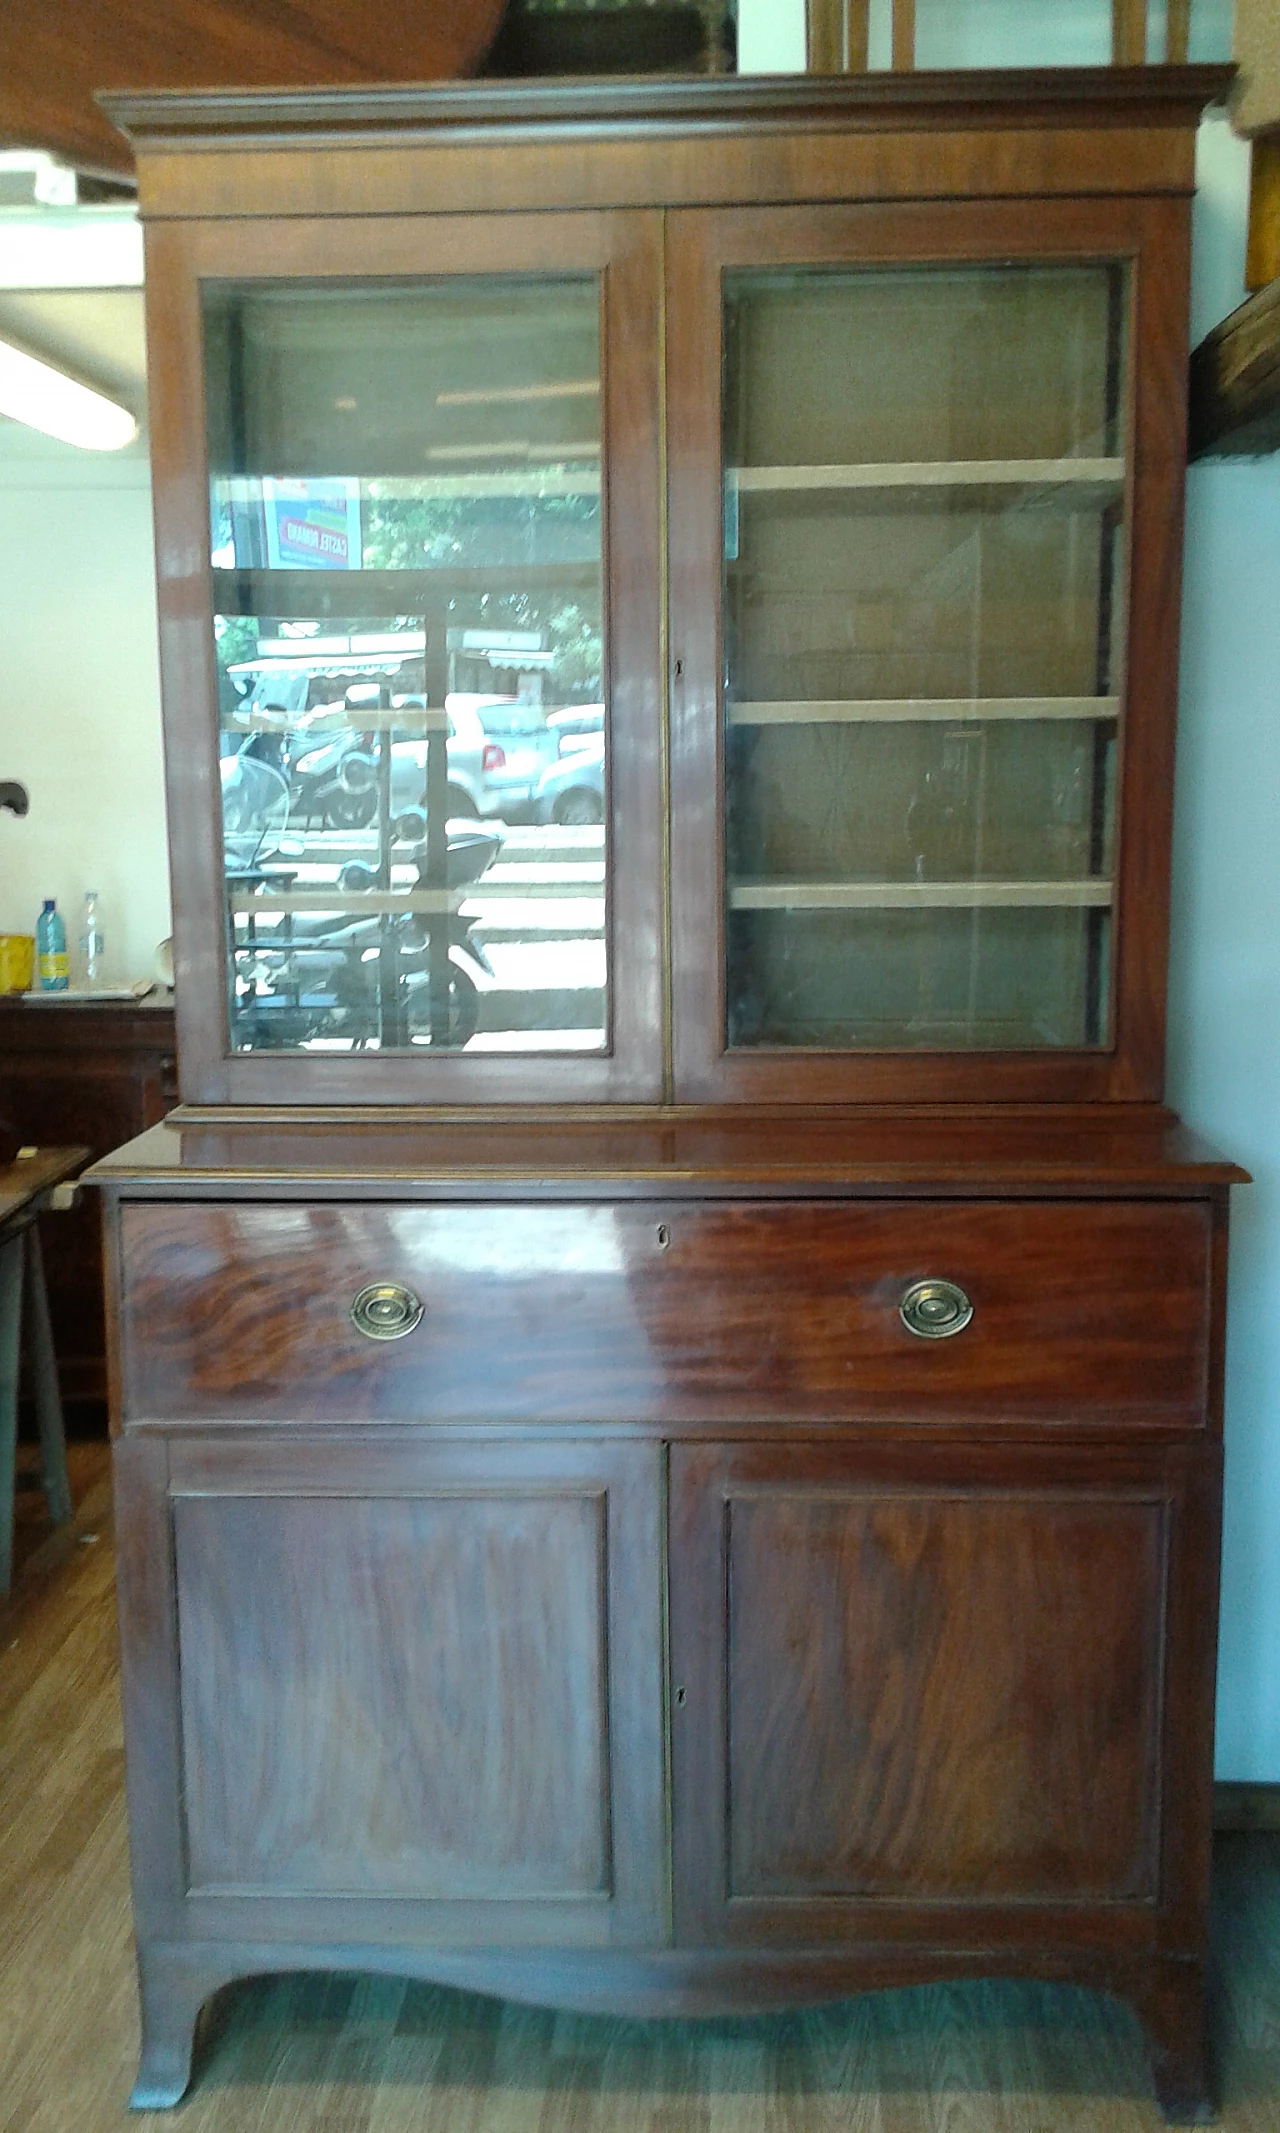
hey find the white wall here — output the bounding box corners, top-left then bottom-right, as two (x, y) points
(0, 418), (169, 985)
(739, 0), (1235, 73)
(1170, 116), (1280, 1783)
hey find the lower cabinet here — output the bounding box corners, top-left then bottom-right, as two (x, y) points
(105, 1187), (1225, 2120)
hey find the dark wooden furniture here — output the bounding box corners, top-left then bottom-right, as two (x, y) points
(0, 1146), (88, 1593)
(0, 998), (176, 1411)
(92, 69), (1242, 2123)
(1189, 272), (1280, 457)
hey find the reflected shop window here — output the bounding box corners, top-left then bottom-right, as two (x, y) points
(206, 279), (608, 1056)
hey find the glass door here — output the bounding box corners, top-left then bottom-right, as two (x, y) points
(668, 200), (1184, 1105)
(151, 212), (663, 1105)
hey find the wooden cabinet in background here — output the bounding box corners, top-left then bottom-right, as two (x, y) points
(92, 65), (1241, 2126)
(0, 997), (175, 1411)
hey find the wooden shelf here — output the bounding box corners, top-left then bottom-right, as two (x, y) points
(729, 696), (1121, 727)
(728, 879), (1114, 911)
(729, 457), (1124, 498)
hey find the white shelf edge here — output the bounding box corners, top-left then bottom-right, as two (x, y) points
(225, 709), (448, 734)
(728, 696), (1121, 726)
(229, 879), (604, 916)
(728, 880), (1114, 912)
(729, 458), (1125, 493)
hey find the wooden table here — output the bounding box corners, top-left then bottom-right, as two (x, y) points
(0, 1146), (90, 1595)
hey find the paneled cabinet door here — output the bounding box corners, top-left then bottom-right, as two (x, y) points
(148, 205), (665, 1106)
(666, 192), (1190, 1106)
(114, 1433), (667, 1950)
(668, 1437), (1218, 1949)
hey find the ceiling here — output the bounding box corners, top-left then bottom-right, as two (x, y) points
(0, 0), (509, 174)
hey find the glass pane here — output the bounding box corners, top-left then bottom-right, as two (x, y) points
(205, 279), (606, 1056)
(722, 263), (1128, 1053)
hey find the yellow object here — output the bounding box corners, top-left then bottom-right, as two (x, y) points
(0, 933), (35, 993)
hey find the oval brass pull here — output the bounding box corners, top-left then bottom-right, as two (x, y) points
(350, 1282), (424, 1341)
(899, 1278), (973, 1340)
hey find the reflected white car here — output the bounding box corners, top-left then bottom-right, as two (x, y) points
(533, 733), (605, 826)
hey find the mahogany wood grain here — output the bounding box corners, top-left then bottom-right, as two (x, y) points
(117, 1196), (1213, 1428)
(142, 211), (663, 1109)
(722, 1485), (1163, 1902)
(175, 1490), (609, 1900)
(0, 0), (508, 175)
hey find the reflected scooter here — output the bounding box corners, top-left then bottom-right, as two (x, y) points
(232, 813), (501, 1048)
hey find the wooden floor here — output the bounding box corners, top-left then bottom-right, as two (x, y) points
(2, 1447), (1278, 2133)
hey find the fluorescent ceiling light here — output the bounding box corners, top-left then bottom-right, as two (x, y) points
(0, 150), (78, 207)
(0, 334), (138, 450)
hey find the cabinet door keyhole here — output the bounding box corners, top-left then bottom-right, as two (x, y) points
(656, 1224), (671, 1249)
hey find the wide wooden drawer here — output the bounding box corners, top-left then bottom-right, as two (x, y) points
(114, 1197), (1213, 1427)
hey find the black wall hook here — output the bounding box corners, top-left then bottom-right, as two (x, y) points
(0, 782), (29, 817)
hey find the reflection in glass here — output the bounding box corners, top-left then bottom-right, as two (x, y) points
(722, 264), (1128, 1052)
(205, 279), (607, 1055)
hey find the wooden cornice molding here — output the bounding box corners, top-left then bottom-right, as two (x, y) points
(101, 64), (1235, 157)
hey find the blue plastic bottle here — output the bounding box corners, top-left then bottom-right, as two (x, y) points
(36, 898), (69, 991)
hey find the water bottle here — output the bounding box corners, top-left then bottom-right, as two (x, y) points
(35, 898), (68, 991)
(81, 890), (104, 987)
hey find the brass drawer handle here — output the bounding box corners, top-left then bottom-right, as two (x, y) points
(899, 1278), (973, 1340)
(350, 1282), (424, 1341)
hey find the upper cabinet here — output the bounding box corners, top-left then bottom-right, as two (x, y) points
(113, 70), (1227, 1110)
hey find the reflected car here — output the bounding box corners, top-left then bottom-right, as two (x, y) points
(388, 695), (559, 823)
(546, 703), (604, 752)
(533, 733), (605, 826)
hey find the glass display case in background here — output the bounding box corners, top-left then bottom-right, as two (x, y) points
(206, 278), (608, 1056)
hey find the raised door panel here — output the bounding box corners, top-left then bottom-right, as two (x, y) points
(121, 1435), (666, 1948)
(670, 1439), (1213, 1949)
(175, 1490), (609, 1899)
